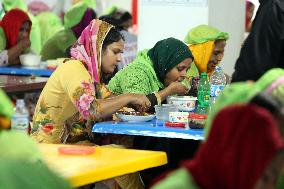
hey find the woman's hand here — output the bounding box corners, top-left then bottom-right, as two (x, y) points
(19, 37), (31, 50)
(168, 81), (189, 95)
(129, 94), (151, 112)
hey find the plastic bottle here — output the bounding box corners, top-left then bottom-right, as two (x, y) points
(11, 99), (29, 133)
(210, 66), (226, 105)
(196, 72), (210, 114)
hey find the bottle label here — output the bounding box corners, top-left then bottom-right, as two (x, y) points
(11, 115), (29, 132)
(210, 85), (225, 97)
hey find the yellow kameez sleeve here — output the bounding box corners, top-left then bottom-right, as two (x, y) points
(58, 60), (100, 121)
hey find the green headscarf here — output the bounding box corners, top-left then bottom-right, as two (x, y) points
(148, 37), (194, 83)
(2, 0), (27, 11)
(36, 12), (63, 46)
(0, 89), (14, 118)
(205, 68), (284, 138)
(184, 25), (229, 44)
(64, 2), (88, 29)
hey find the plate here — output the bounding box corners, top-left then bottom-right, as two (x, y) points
(116, 113), (155, 122)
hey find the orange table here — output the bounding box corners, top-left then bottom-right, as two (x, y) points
(39, 144), (167, 187)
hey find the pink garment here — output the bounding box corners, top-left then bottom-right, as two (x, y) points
(70, 19), (113, 84)
(28, 1), (51, 16)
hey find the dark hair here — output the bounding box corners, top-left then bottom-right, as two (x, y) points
(102, 27), (124, 50)
(250, 92), (282, 114)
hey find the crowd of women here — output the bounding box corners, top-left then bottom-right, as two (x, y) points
(1, 0), (284, 188)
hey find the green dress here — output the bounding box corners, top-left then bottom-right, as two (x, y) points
(108, 49), (164, 95)
(152, 168), (200, 189)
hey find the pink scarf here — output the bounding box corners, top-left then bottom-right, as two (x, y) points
(70, 19), (113, 83)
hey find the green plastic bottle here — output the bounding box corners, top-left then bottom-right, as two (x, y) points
(196, 72), (210, 114)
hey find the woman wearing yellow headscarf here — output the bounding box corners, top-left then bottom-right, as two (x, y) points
(184, 25), (229, 78)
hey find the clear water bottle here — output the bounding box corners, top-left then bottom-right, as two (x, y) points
(210, 66), (226, 105)
(196, 72), (210, 114)
(11, 99), (29, 133)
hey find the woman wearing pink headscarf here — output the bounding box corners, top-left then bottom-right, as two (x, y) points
(31, 19), (150, 146)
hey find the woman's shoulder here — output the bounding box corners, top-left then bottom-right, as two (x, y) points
(54, 59), (90, 78)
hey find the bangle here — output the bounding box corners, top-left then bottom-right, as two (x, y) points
(154, 92), (161, 105)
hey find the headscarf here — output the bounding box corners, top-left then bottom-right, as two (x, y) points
(184, 25), (228, 75)
(71, 8), (96, 38)
(64, 2), (88, 29)
(28, 1), (51, 16)
(2, 0), (27, 12)
(183, 104), (284, 189)
(0, 8), (32, 48)
(70, 19), (113, 84)
(205, 68), (284, 137)
(147, 37), (194, 83)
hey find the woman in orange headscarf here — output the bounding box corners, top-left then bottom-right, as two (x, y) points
(0, 8), (32, 66)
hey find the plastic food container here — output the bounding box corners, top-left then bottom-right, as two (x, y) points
(155, 104), (178, 121)
(188, 113), (207, 129)
(167, 96), (197, 112)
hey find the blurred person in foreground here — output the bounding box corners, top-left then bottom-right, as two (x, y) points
(152, 93), (284, 189)
(0, 89), (73, 189)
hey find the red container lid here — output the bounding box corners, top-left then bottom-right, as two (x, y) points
(165, 121), (186, 128)
(188, 113), (207, 119)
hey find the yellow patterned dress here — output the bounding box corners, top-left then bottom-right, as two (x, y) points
(31, 60), (111, 143)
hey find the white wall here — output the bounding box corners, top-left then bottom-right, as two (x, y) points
(138, 0), (246, 76)
(208, 0), (245, 75)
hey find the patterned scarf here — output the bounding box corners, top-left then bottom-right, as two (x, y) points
(70, 19), (113, 85)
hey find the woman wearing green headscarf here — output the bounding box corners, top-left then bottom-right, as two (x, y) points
(40, 2), (96, 61)
(205, 68), (284, 137)
(0, 89), (73, 189)
(184, 25), (229, 78)
(107, 37), (194, 111)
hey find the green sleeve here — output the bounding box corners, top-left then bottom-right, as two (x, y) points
(108, 67), (153, 95)
(0, 27), (6, 51)
(152, 168), (200, 189)
(0, 159), (73, 189)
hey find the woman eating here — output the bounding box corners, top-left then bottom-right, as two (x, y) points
(31, 19), (150, 144)
(108, 37), (194, 111)
(184, 25), (229, 77)
(0, 8), (32, 66)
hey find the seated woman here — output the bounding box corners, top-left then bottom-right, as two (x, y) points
(152, 94), (284, 189)
(0, 8), (32, 66)
(40, 2), (96, 61)
(32, 20), (148, 189)
(31, 19), (150, 144)
(107, 37), (194, 111)
(184, 25), (229, 92)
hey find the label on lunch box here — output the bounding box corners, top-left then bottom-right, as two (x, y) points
(168, 112), (189, 123)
